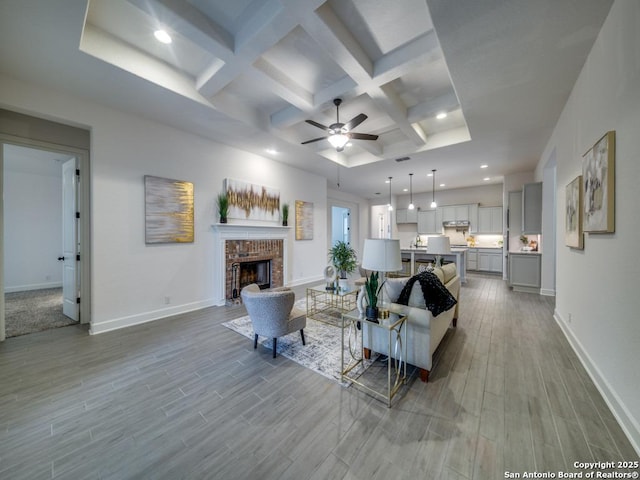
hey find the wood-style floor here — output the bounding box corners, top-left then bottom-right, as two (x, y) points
(0, 273), (637, 479)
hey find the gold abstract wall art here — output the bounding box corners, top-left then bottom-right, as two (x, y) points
(225, 178), (280, 222)
(144, 175), (194, 244)
(295, 200), (313, 240)
(583, 131), (615, 233)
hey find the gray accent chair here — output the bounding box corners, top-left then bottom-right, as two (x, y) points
(241, 284), (306, 358)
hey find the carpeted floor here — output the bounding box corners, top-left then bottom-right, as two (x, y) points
(4, 287), (78, 338)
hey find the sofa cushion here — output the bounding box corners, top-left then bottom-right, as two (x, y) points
(440, 263), (457, 284)
(384, 277), (408, 303)
(431, 267), (445, 284)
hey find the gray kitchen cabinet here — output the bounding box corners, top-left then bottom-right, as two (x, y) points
(455, 205), (469, 221)
(508, 190), (522, 235)
(509, 253), (541, 293)
(478, 248), (503, 273)
(467, 248), (478, 270)
(468, 203), (479, 233)
(477, 206), (503, 234)
(522, 182), (542, 234)
(396, 208), (418, 224)
(417, 209), (439, 234)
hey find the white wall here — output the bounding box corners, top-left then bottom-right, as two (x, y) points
(0, 74), (328, 333)
(3, 165), (62, 291)
(539, 0), (640, 453)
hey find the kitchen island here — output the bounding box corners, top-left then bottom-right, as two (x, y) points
(401, 248), (467, 284)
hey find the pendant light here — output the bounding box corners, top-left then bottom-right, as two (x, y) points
(387, 176), (393, 211)
(430, 169), (437, 208)
(408, 173), (415, 210)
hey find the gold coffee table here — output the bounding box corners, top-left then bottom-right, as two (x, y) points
(306, 283), (358, 327)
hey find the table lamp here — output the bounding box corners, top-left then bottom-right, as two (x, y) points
(427, 235), (451, 267)
(360, 239), (402, 314)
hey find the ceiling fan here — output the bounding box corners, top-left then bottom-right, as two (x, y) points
(301, 98), (378, 152)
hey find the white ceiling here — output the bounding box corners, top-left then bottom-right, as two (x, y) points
(0, 0), (613, 199)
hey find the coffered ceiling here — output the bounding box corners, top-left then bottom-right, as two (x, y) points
(0, 0), (613, 199)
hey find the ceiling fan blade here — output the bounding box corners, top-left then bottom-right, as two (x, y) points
(349, 132), (378, 141)
(301, 136), (327, 145)
(343, 113), (367, 131)
(305, 119), (329, 131)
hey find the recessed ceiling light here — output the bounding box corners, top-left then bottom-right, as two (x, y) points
(265, 148), (278, 155)
(480, 164), (488, 169)
(154, 29), (172, 44)
(436, 112), (447, 120)
(403, 188), (408, 192)
(484, 177), (491, 181)
(427, 172), (433, 177)
(385, 179), (390, 184)
(439, 183), (445, 187)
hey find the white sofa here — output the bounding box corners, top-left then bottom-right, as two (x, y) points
(362, 263), (460, 382)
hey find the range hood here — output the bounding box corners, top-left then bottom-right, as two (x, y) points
(443, 220), (470, 229)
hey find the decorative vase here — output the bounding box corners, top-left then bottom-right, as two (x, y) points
(282, 220), (288, 226)
(338, 278), (348, 291)
(220, 217), (227, 224)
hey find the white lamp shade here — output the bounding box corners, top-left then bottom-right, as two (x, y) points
(361, 238), (402, 272)
(427, 235), (451, 254)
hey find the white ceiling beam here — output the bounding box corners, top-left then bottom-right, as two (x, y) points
(252, 58), (314, 110)
(373, 30), (440, 82)
(371, 84), (426, 146)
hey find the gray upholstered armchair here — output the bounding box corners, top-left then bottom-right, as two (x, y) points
(240, 284), (306, 358)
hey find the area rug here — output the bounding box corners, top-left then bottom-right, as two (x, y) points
(4, 288), (78, 338)
(222, 301), (376, 384)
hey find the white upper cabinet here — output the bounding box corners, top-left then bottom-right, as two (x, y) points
(396, 208), (418, 224)
(477, 206), (503, 234)
(417, 209), (439, 234)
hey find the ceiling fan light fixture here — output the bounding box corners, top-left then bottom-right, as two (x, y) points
(327, 133), (349, 151)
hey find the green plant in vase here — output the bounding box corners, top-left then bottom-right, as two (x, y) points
(281, 203), (289, 226)
(216, 192), (229, 223)
(328, 241), (358, 280)
(362, 271), (384, 323)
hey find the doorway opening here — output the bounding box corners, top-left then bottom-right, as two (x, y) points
(331, 206), (351, 247)
(2, 143), (82, 338)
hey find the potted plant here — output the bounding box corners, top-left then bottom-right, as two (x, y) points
(362, 271), (383, 323)
(328, 241), (357, 289)
(216, 192), (229, 223)
(281, 202), (289, 226)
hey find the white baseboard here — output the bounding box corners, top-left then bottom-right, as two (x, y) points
(4, 282), (63, 293)
(540, 288), (556, 296)
(287, 274), (324, 287)
(554, 310), (640, 456)
(89, 299), (217, 335)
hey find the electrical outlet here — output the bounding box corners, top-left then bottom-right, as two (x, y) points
(164, 296), (170, 305)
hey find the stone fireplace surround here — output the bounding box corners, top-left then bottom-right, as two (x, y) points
(212, 224), (289, 306)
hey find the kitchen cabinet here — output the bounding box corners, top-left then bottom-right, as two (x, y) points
(477, 206), (503, 234)
(478, 249), (503, 273)
(468, 204), (479, 234)
(467, 249), (478, 270)
(522, 182), (542, 234)
(417, 209), (439, 234)
(455, 205), (469, 221)
(437, 203), (475, 227)
(509, 253), (541, 293)
(396, 208), (417, 224)
(438, 206), (456, 223)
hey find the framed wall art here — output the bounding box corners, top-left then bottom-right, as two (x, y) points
(582, 130), (615, 233)
(295, 200), (313, 240)
(225, 178), (280, 222)
(144, 175), (194, 244)
(565, 175), (583, 249)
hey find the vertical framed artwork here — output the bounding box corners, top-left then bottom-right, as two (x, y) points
(225, 178), (280, 222)
(565, 175), (583, 249)
(295, 200), (313, 240)
(582, 130), (615, 233)
(145, 175), (194, 244)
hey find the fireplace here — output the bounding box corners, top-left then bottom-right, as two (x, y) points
(212, 224), (289, 306)
(232, 259), (272, 296)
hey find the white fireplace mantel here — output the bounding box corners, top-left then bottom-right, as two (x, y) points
(212, 224), (290, 305)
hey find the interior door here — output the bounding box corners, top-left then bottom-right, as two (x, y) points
(62, 157), (79, 321)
